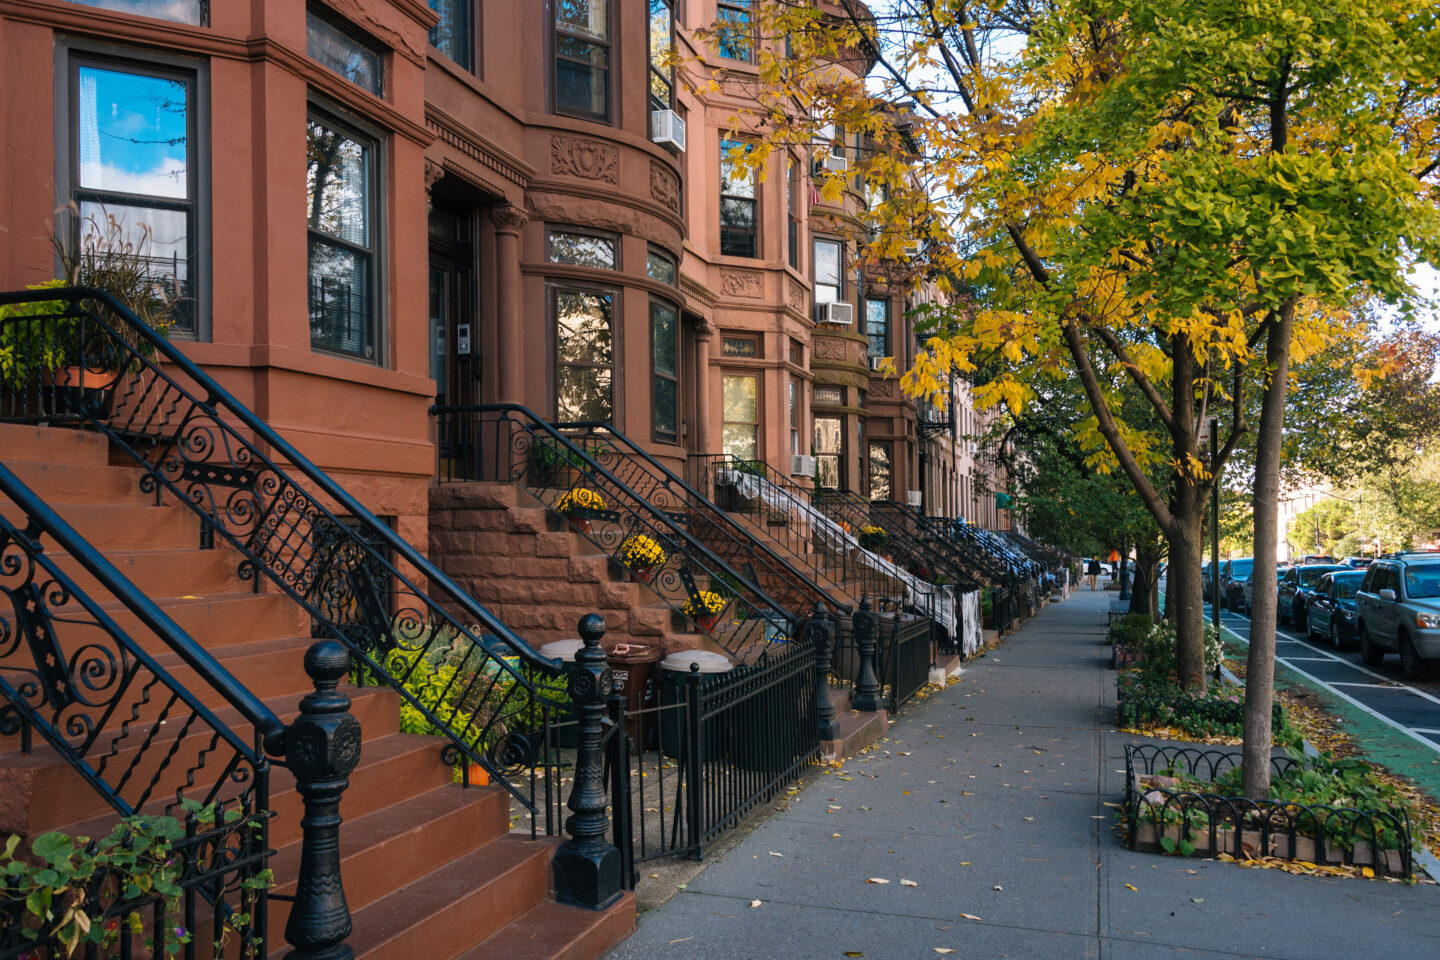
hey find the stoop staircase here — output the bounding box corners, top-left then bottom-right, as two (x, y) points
(0, 288), (634, 960)
(0, 423), (634, 960)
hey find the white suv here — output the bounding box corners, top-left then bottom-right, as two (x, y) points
(1355, 554), (1440, 680)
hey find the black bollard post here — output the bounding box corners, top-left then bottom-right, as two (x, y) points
(553, 614), (624, 910)
(811, 602), (840, 740)
(851, 597), (881, 712)
(284, 641), (362, 960)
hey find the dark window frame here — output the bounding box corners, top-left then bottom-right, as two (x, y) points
(865, 297), (889, 358)
(306, 6), (385, 97)
(813, 414), (843, 490)
(787, 153), (801, 269)
(720, 138), (758, 258)
(868, 440), (892, 502)
(715, 0), (754, 63)
(646, 247), (678, 285)
(648, 0), (675, 114)
(546, 224), (620, 270)
(306, 102), (384, 363)
(429, 0), (480, 74)
(813, 235), (844, 304)
(721, 371), (761, 461)
(58, 45), (208, 339)
(550, 280), (620, 424)
(650, 296), (680, 443)
(552, 0), (613, 123)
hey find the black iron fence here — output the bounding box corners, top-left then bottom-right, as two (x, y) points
(1124, 744), (1413, 877)
(608, 635), (821, 878)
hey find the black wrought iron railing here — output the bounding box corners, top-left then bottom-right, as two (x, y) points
(0, 288), (565, 806)
(552, 421), (847, 619)
(688, 454), (902, 608)
(0, 463), (274, 959)
(882, 506), (1012, 586)
(433, 404), (799, 662)
(868, 500), (988, 589)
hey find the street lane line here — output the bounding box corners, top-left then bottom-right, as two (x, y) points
(1214, 609), (1440, 756)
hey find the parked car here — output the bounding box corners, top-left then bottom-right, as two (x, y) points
(1241, 566), (1287, 617)
(1305, 570), (1367, 649)
(1201, 561), (1213, 603)
(1278, 563), (1347, 630)
(1341, 557), (1373, 569)
(1355, 553), (1440, 680)
(1219, 557), (1255, 610)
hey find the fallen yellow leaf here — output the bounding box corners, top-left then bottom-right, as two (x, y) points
(1125, 883), (1138, 891)
(866, 878), (890, 884)
(750, 899), (762, 909)
(959, 913), (982, 922)
(934, 950), (956, 955)
(900, 879), (918, 887)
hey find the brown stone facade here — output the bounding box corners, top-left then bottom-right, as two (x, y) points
(0, 0), (1003, 559)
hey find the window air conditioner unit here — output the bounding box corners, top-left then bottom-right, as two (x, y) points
(651, 109), (686, 151)
(792, 454), (816, 476)
(816, 301), (854, 325)
(823, 154), (849, 173)
(868, 356), (884, 371)
(904, 241), (921, 257)
(907, 490), (923, 507)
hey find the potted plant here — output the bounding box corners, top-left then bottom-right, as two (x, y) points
(620, 534), (667, 582)
(48, 204), (181, 417)
(859, 525), (888, 552)
(529, 436), (587, 488)
(682, 590), (728, 633)
(556, 487), (606, 533)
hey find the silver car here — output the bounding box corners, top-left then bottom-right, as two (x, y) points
(1355, 554), (1440, 680)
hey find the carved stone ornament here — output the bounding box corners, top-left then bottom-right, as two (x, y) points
(550, 135), (619, 184)
(492, 204), (529, 234)
(787, 278), (805, 310)
(869, 378), (898, 399)
(423, 159), (445, 196)
(720, 271), (764, 299)
(650, 160), (680, 212)
(813, 337), (848, 360)
(695, 319), (719, 343)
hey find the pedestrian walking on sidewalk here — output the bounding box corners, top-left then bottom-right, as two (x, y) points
(1087, 557), (1100, 590)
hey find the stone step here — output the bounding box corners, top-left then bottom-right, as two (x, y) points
(51, 547), (247, 599)
(0, 500), (200, 551)
(0, 423), (112, 467)
(457, 893), (637, 960)
(2, 458), (149, 504)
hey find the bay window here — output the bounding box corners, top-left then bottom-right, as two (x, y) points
(716, 0), (753, 62)
(554, 286), (615, 421)
(865, 298), (889, 359)
(429, 0), (474, 70)
(814, 238), (842, 304)
(555, 0), (610, 121)
(814, 416), (842, 489)
(869, 442), (892, 502)
(649, 0), (674, 113)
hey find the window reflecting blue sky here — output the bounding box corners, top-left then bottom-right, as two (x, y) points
(77, 66), (188, 199)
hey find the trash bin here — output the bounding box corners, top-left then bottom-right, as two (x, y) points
(606, 643), (663, 747)
(537, 639), (585, 748)
(659, 651), (733, 759)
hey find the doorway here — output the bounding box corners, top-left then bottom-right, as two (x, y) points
(428, 202), (480, 409)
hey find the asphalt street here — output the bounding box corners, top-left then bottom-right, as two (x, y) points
(1207, 601), (1440, 754)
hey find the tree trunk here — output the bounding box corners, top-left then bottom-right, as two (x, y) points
(1167, 506), (1209, 692)
(1243, 303), (1295, 797)
(1131, 541), (1164, 619)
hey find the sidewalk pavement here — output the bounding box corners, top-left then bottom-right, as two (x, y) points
(605, 587), (1440, 960)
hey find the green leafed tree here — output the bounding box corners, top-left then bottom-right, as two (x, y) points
(707, 0), (1440, 794)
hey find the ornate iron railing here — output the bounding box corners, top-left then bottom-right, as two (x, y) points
(1123, 744), (1412, 877)
(881, 506), (1013, 586)
(0, 463), (275, 959)
(687, 454), (902, 608)
(550, 421), (846, 619)
(867, 501), (988, 588)
(432, 404), (798, 662)
(0, 287), (564, 804)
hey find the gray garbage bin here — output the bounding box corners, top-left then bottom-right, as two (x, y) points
(659, 651), (733, 759)
(537, 639), (584, 748)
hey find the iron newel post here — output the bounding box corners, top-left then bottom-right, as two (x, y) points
(850, 597), (881, 712)
(810, 602), (840, 740)
(554, 613), (624, 910)
(284, 641), (362, 960)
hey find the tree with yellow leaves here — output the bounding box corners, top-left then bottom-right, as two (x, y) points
(699, 0), (1440, 794)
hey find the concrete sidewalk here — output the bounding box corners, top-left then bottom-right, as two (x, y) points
(605, 588), (1440, 960)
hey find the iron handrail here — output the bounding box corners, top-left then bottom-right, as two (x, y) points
(875, 503), (1014, 586)
(0, 287), (563, 801)
(866, 501), (989, 588)
(548, 420), (852, 617)
(0, 464), (269, 816)
(688, 454), (902, 605)
(433, 404), (799, 655)
(812, 490), (953, 609)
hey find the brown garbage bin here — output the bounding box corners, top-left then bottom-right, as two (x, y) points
(606, 643), (663, 746)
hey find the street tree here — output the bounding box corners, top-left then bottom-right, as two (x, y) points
(699, 0), (1440, 794)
